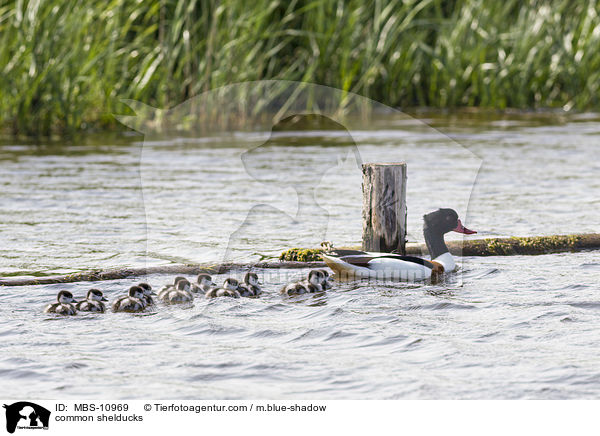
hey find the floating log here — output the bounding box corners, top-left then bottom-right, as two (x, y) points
(442, 233), (600, 256)
(279, 233), (600, 260)
(0, 261), (325, 287)
(3, 234), (598, 287)
(362, 163), (407, 254)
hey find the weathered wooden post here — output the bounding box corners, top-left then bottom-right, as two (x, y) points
(362, 163), (407, 254)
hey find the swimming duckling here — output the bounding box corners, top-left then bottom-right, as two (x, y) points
(191, 274), (216, 294)
(280, 282), (309, 296)
(160, 278), (194, 303)
(281, 270), (326, 296)
(238, 272), (262, 297)
(112, 286), (146, 313)
(305, 269), (327, 292)
(158, 276), (187, 300)
(318, 269), (333, 290)
(205, 278), (241, 299)
(44, 290), (77, 315)
(138, 282), (156, 306)
(75, 289), (108, 313)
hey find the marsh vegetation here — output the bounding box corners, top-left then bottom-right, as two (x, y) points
(1, 0), (599, 136)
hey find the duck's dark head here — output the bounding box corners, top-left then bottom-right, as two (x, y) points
(318, 269), (330, 278)
(244, 272), (259, 286)
(424, 208), (476, 235)
(138, 283), (156, 296)
(423, 209), (476, 259)
(176, 279), (191, 291)
(57, 290), (75, 304)
(223, 278), (240, 291)
(88, 289), (108, 302)
(173, 276), (187, 285)
(197, 274), (212, 284)
(129, 286), (144, 299)
(308, 269), (326, 285)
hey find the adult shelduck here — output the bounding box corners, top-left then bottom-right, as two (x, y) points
(322, 208), (476, 281)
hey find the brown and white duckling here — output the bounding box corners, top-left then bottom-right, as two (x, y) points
(317, 269), (333, 290)
(44, 290), (77, 315)
(306, 269), (327, 292)
(75, 289), (108, 313)
(281, 270), (326, 296)
(191, 274), (217, 294)
(138, 282), (156, 306)
(238, 272), (262, 297)
(158, 276), (187, 300)
(112, 286), (146, 312)
(205, 278), (241, 299)
(280, 282), (309, 296)
(160, 278), (194, 303)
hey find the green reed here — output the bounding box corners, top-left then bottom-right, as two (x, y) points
(1, 0), (599, 136)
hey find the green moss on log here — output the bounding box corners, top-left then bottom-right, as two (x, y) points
(279, 248), (324, 262)
(485, 235), (582, 255)
(280, 234), (596, 259)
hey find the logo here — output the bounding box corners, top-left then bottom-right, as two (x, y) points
(3, 402), (50, 434)
(117, 81), (481, 285)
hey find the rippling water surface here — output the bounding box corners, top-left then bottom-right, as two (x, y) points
(0, 112), (598, 399)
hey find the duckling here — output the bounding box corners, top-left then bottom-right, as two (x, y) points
(75, 289), (108, 313)
(138, 282), (156, 306)
(205, 278), (241, 299)
(281, 270), (326, 296)
(305, 269), (327, 292)
(318, 269), (333, 290)
(158, 276), (187, 300)
(238, 272), (262, 297)
(280, 282), (309, 296)
(112, 286), (146, 313)
(191, 274), (216, 294)
(160, 278), (194, 303)
(44, 290), (77, 315)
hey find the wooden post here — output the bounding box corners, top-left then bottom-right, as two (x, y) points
(362, 163), (407, 254)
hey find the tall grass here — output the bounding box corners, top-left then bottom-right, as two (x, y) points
(1, 0), (599, 136)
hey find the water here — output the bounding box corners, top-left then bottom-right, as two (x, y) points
(0, 112), (598, 399)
